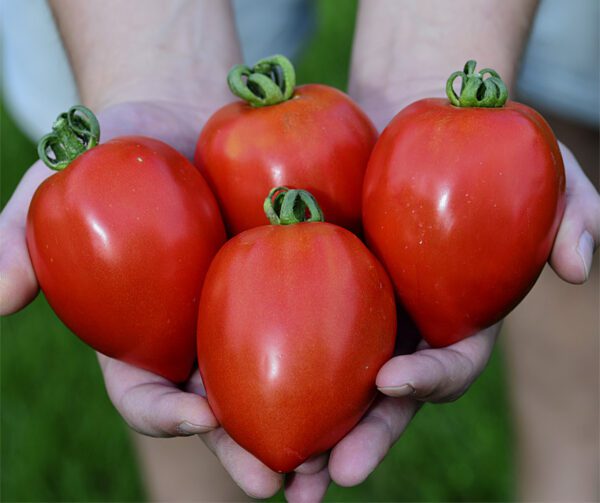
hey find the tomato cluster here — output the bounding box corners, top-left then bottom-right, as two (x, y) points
(27, 58), (565, 472)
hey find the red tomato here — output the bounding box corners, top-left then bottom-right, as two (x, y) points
(197, 188), (396, 472)
(194, 55), (377, 235)
(27, 107), (226, 382)
(363, 62), (566, 347)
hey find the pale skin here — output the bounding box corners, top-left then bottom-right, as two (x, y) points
(1, 0), (598, 501)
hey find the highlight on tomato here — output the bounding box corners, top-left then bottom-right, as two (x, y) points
(197, 187), (397, 472)
(27, 106), (226, 382)
(363, 60), (566, 347)
(194, 55), (377, 235)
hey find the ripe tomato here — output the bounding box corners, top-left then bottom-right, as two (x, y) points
(363, 61), (566, 347)
(197, 188), (396, 472)
(27, 106), (226, 382)
(194, 55), (377, 235)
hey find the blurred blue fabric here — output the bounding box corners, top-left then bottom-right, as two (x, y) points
(517, 0), (599, 127)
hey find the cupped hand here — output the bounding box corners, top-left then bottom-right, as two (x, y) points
(322, 136), (599, 489)
(328, 323), (498, 487)
(98, 354), (331, 500)
(334, 75), (600, 487)
(99, 354), (332, 501)
(97, 354), (334, 500)
(180, 371), (330, 501)
(189, 322), (500, 500)
(0, 100), (333, 502)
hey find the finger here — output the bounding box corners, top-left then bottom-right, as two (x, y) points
(0, 231), (38, 315)
(0, 162), (53, 315)
(201, 429), (283, 499)
(184, 367), (207, 397)
(377, 323), (499, 402)
(329, 396), (420, 487)
(98, 354), (217, 437)
(294, 453), (329, 475)
(285, 466), (331, 503)
(550, 143), (600, 284)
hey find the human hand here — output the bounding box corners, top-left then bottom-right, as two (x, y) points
(323, 0), (600, 496)
(178, 323), (497, 501)
(327, 322), (498, 487)
(3, 1), (330, 499)
(338, 49), (599, 488)
(0, 100), (334, 502)
(327, 137), (599, 487)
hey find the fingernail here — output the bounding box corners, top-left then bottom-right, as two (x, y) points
(176, 421), (214, 435)
(577, 230), (594, 281)
(378, 383), (415, 397)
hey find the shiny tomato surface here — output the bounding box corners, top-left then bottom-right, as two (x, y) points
(194, 84), (377, 235)
(197, 222), (396, 472)
(363, 99), (566, 347)
(27, 137), (226, 382)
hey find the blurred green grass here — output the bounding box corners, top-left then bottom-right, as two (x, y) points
(1, 0), (514, 501)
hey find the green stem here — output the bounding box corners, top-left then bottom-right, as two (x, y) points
(38, 105), (100, 170)
(446, 60), (508, 108)
(263, 187), (325, 225)
(228, 54), (296, 107)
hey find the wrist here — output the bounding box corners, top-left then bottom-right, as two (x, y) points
(50, 0), (241, 116)
(349, 76), (446, 131)
(95, 101), (208, 160)
(349, 68), (518, 132)
(81, 62), (235, 116)
(85, 62), (235, 116)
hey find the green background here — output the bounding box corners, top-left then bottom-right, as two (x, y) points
(1, 1), (514, 501)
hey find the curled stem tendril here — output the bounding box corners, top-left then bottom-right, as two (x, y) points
(38, 105), (100, 170)
(446, 60), (508, 108)
(228, 55), (296, 107)
(264, 187), (325, 225)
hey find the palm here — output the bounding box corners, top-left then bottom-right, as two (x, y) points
(95, 101), (206, 158)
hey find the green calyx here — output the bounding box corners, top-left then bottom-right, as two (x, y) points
(264, 187), (325, 225)
(38, 105), (100, 170)
(227, 54), (296, 107)
(446, 60), (508, 108)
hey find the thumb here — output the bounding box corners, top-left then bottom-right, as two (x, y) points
(0, 162), (53, 315)
(377, 324), (499, 402)
(549, 143), (600, 284)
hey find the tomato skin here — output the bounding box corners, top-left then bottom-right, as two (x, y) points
(27, 136), (226, 382)
(363, 98), (566, 347)
(197, 222), (396, 472)
(194, 84), (377, 235)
